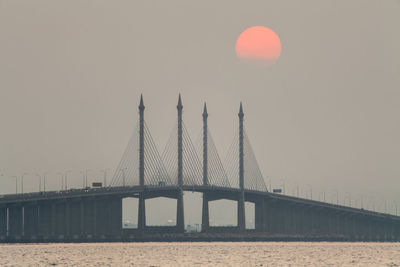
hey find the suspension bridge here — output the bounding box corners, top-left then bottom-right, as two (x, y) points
(0, 95), (399, 242)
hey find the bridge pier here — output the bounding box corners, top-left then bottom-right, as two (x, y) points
(37, 202), (50, 238)
(65, 202), (71, 237)
(68, 200), (82, 238)
(138, 195), (146, 232)
(109, 197), (122, 237)
(0, 206), (7, 239)
(201, 193), (209, 232)
(237, 191), (245, 232)
(94, 198), (108, 238)
(83, 198), (95, 238)
(55, 202), (67, 239)
(176, 190), (185, 233)
(254, 198), (265, 232)
(8, 205), (23, 239)
(23, 203), (38, 239)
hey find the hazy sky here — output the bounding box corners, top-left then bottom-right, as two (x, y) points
(0, 1), (399, 224)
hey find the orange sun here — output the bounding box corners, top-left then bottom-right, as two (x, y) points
(235, 26), (282, 66)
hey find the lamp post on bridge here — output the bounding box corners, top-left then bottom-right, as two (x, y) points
(57, 172), (64, 190)
(12, 175), (18, 194)
(21, 173), (28, 194)
(345, 192), (351, 207)
(35, 173), (41, 192)
(306, 184), (312, 200)
(279, 178), (285, 195)
(81, 169), (91, 188)
(266, 176), (272, 193)
(64, 170), (71, 190)
(318, 191), (326, 202)
(85, 169), (91, 187)
(101, 168), (110, 187)
(330, 190), (339, 205)
(43, 172), (48, 191)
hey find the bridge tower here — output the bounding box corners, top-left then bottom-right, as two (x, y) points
(138, 94), (146, 231)
(201, 103), (210, 232)
(238, 102), (246, 231)
(176, 94), (185, 232)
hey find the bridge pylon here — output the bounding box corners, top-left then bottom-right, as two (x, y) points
(138, 94), (146, 232)
(238, 102), (246, 231)
(176, 94), (185, 232)
(201, 103), (210, 232)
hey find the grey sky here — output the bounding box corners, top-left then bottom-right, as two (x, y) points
(0, 1), (399, 223)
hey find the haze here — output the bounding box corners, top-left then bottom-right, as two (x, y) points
(0, 1), (399, 224)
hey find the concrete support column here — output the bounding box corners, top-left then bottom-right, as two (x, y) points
(201, 193), (209, 232)
(265, 199), (273, 233)
(237, 192), (245, 231)
(0, 206), (7, 238)
(65, 202), (70, 237)
(109, 197), (122, 237)
(255, 199), (265, 232)
(309, 208), (315, 234)
(80, 201), (85, 236)
(138, 196), (146, 231)
(176, 191), (185, 232)
(38, 203), (51, 238)
(36, 205), (41, 237)
(23, 204), (38, 238)
(93, 199), (97, 237)
(83, 199), (95, 237)
(8, 205), (23, 238)
(300, 207), (305, 234)
(94, 198), (107, 238)
(51, 203), (56, 237)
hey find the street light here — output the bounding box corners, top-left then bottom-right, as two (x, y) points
(35, 173), (41, 192)
(85, 169), (91, 187)
(318, 191), (326, 202)
(345, 192), (351, 207)
(43, 172), (48, 192)
(266, 176), (272, 192)
(80, 171), (85, 188)
(279, 178), (285, 194)
(81, 169), (91, 188)
(21, 173), (28, 194)
(57, 172), (64, 190)
(12, 176), (18, 194)
(289, 182), (299, 198)
(306, 184), (312, 200)
(102, 168), (110, 187)
(331, 190), (339, 205)
(355, 194), (364, 209)
(64, 170), (71, 190)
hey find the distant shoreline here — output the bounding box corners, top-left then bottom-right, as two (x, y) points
(1, 233), (397, 243)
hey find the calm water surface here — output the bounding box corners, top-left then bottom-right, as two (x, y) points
(0, 242), (399, 266)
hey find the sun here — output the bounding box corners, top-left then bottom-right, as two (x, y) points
(235, 26), (282, 66)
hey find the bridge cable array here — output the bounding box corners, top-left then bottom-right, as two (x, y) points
(110, 121), (171, 186)
(224, 129), (267, 191)
(110, 97), (267, 192)
(195, 128), (231, 187)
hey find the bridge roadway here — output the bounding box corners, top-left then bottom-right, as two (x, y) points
(0, 185), (399, 242)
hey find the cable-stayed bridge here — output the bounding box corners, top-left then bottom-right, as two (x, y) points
(0, 95), (399, 242)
